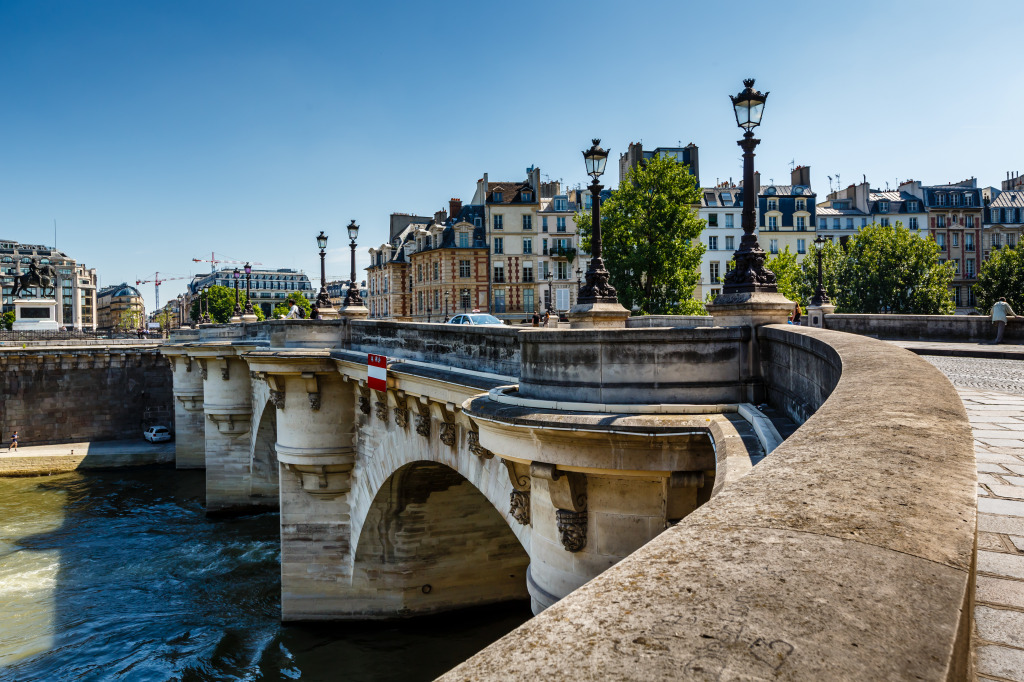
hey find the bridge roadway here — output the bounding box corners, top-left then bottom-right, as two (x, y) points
(923, 355), (1024, 680)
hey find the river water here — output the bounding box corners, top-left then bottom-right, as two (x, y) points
(0, 469), (531, 681)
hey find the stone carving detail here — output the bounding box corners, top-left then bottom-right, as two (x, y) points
(415, 407), (430, 437)
(199, 365), (208, 380)
(167, 357), (176, 371)
(308, 392), (321, 411)
(556, 509), (587, 552)
(184, 356), (192, 372)
(358, 396), (371, 415)
(375, 401), (388, 422)
(393, 406), (409, 428)
(439, 421), (456, 447)
(220, 364), (230, 381)
(510, 490), (530, 525)
(468, 430), (493, 459)
(270, 390), (285, 409)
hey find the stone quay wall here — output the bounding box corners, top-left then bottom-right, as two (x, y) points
(442, 326), (977, 681)
(825, 312), (1024, 342)
(0, 347), (173, 446)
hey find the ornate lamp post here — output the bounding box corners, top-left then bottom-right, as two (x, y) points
(721, 79), (777, 295)
(547, 271), (554, 313)
(201, 286), (211, 323)
(243, 262), (256, 319)
(810, 235), (831, 306)
(444, 290), (450, 319)
(576, 139), (617, 304)
(232, 268), (242, 319)
(343, 220), (363, 307)
(316, 231), (331, 310)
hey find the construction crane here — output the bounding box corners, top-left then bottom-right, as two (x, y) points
(136, 272), (189, 311)
(192, 252), (263, 273)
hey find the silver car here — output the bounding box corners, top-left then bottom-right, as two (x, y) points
(143, 426), (173, 443)
(446, 313), (506, 327)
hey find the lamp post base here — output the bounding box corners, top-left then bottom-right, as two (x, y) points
(338, 304), (369, 321)
(806, 302), (835, 329)
(229, 315), (242, 323)
(315, 304), (341, 320)
(567, 299), (631, 329)
(240, 313), (259, 323)
(706, 290), (794, 328)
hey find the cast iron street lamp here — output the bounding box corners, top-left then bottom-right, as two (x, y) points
(343, 220), (363, 307)
(547, 271), (554, 313)
(722, 78), (778, 295)
(244, 263), (255, 316)
(232, 268), (241, 317)
(444, 290), (449, 319)
(316, 231), (331, 311)
(201, 286), (211, 323)
(810, 235), (831, 306)
(576, 139), (617, 304)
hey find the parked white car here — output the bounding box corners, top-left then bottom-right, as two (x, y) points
(143, 426), (173, 443)
(446, 313), (506, 327)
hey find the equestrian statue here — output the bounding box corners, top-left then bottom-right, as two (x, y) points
(10, 257), (59, 298)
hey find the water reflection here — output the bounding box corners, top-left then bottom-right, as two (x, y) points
(0, 469), (529, 681)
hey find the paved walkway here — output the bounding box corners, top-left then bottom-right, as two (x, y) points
(924, 356), (1024, 680)
(0, 439), (173, 476)
(890, 339), (1024, 361)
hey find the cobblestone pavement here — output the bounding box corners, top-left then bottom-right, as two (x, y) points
(927, 354), (1024, 679)
(925, 356), (1024, 396)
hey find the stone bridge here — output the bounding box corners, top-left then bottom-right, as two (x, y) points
(162, 319), (779, 620)
(161, 312), (977, 679)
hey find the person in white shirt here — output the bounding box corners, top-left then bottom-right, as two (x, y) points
(285, 302), (300, 319)
(991, 297), (1017, 345)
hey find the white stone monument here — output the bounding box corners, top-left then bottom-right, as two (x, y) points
(13, 298), (59, 331)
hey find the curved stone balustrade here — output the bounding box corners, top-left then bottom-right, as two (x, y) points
(441, 326), (977, 680)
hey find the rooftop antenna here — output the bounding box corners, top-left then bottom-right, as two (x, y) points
(789, 159), (795, 172)
(54, 219), (57, 251)
(835, 174), (840, 191)
(828, 175), (834, 193)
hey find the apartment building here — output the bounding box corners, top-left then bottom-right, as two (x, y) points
(984, 189), (1023, 257)
(0, 238), (98, 329)
(922, 179), (983, 311)
(97, 283), (145, 330)
(188, 267), (312, 319)
(696, 183), (745, 301)
(618, 141), (700, 188)
(409, 202), (489, 320)
(759, 166), (817, 262)
(816, 180), (928, 245)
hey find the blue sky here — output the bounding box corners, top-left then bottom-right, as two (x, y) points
(2, 0), (1022, 311)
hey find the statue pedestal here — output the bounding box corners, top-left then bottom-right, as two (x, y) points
(13, 298), (59, 331)
(568, 300), (631, 329)
(338, 304), (369, 321)
(705, 290), (794, 328)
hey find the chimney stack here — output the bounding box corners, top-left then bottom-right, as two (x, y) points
(449, 198), (462, 218)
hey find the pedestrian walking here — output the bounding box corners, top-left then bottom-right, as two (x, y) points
(532, 311), (540, 327)
(8, 430), (18, 453)
(792, 303), (802, 325)
(991, 297), (1017, 345)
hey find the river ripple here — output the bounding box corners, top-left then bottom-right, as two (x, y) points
(0, 469), (530, 681)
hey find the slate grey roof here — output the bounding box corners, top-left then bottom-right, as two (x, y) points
(760, 185), (816, 197)
(817, 206), (867, 217)
(990, 191), (1024, 208)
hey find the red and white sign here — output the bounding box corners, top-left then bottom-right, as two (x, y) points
(367, 354), (387, 392)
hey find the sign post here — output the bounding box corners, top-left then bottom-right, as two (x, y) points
(367, 354), (387, 392)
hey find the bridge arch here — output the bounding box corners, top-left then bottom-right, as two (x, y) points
(249, 399), (278, 501)
(350, 459), (530, 616)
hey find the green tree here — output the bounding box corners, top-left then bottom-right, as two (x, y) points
(190, 285), (265, 324)
(2, 311), (14, 330)
(115, 309), (146, 331)
(822, 222), (955, 314)
(974, 244), (1024, 313)
(575, 155), (706, 315)
(765, 247), (803, 305)
(272, 291), (313, 319)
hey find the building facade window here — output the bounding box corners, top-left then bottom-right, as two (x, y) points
(796, 216), (806, 230)
(725, 214), (734, 228)
(769, 239), (779, 254)
(556, 217), (566, 232)
(725, 236), (734, 250)
(493, 263), (505, 283)
(937, 216), (946, 228)
(965, 233), (975, 251)
(796, 199), (806, 211)
(709, 262), (720, 283)
(523, 215), (532, 230)
(433, 262), (439, 280)
(493, 214), (503, 230)
(556, 261), (569, 279)
(952, 233), (959, 247)
(879, 218), (890, 227)
(797, 239), (806, 254)
(909, 217), (918, 230)
(936, 234), (946, 249)
(542, 216), (548, 231)
(524, 288), (534, 312)
(523, 262), (534, 283)
(708, 236), (718, 250)
(459, 260), (471, 278)
(493, 288), (506, 313)
(768, 216), (778, 230)
(460, 288), (471, 310)
(768, 199), (778, 211)
(459, 232), (469, 248)
(966, 258), (975, 277)
(966, 215), (974, 228)
(493, 237), (504, 254)
(523, 238), (532, 255)
(708, 214), (718, 227)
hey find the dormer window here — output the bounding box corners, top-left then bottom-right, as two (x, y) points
(768, 198), (778, 211)
(907, 201), (918, 212)
(878, 201), (889, 213)
(796, 199), (806, 211)
(721, 192), (732, 204)
(493, 191), (503, 202)
(793, 186), (804, 195)
(521, 191), (532, 202)
(765, 187), (777, 195)
(965, 193), (974, 206)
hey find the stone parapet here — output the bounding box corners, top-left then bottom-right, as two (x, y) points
(518, 326), (751, 405)
(441, 326), (976, 680)
(825, 312), (1023, 343)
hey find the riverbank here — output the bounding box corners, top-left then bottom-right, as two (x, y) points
(0, 439), (173, 476)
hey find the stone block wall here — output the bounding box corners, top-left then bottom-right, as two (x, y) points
(758, 326), (842, 425)
(350, 320), (521, 377)
(0, 348), (173, 446)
